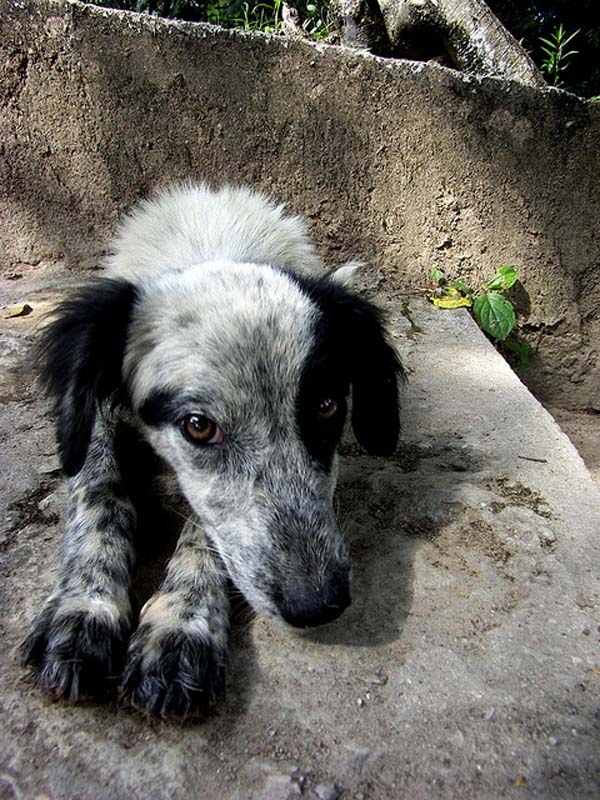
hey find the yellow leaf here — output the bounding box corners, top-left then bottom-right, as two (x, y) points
(429, 287), (472, 310)
(5, 303), (33, 318)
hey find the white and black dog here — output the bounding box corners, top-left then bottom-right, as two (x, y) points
(22, 184), (403, 718)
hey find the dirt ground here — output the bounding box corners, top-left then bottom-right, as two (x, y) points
(2, 260), (600, 799)
(545, 408), (600, 486)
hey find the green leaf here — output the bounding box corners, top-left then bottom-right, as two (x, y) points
(504, 340), (531, 370)
(486, 265), (518, 291)
(431, 268), (446, 285)
(472, 292), (516, 340)
(450, 278), (470, 295)
(562, 29), (580, 47)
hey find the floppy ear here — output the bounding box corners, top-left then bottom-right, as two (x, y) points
(298, 274), (405, 456)
(36, 278), (138, 476)
(345, 295), (405, 456)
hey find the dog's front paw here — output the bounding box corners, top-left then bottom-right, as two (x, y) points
(121, 618), (228, 719)
(22, 594), (131, 702)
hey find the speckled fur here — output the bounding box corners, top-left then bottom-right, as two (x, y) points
(22, 184), (403, 718)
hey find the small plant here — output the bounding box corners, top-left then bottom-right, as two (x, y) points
(301, 0), (331, 40)
(241, 0), (283, 32)
(428, 266), (530, 368)
(539, 24), (580, 88)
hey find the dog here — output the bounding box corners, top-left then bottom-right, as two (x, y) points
(22, 183), (404, 718)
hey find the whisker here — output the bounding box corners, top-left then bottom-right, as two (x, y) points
(162, 503), (238, 564)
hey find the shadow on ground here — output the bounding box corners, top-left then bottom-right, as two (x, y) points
(302, 438), (483, 648)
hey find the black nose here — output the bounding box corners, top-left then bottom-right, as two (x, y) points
(280, 580), (351, 628)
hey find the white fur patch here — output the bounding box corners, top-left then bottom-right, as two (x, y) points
(104, 183), (324, 283)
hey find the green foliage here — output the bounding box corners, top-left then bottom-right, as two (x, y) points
(236, 0), (283, 33)
(100, 0), (222, 21)
(430, 267), (445, 285)
(429, 264), (519, 341)
(488, 0), (599, 97)
(88, 0), (599, 96)
(472, 291), (516, 340)
(301, 1), (331, 40)
(485, 265), (518, 291)
(91, 0), (329, 38)
(539, 23), (580, 87)
(428, 266), (530, 368)
(504, 339), (530, 370)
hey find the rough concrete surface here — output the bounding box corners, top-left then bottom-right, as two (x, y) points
(1, 0), (600, 411)
(1, 261), (599, 799)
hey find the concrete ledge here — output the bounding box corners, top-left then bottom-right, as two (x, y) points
(1, 279), (599, 798)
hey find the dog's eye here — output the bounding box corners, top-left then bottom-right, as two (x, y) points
(318, 398), (338, 420)
(181, 414), (223, 445)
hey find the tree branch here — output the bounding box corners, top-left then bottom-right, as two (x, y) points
(379, 0), (546, 87)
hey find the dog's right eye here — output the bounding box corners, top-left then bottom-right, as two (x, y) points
(181, 414), (223, 445)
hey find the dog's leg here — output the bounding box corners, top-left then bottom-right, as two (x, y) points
(121, 518), (230, 718)
(22, 411), (136, 701)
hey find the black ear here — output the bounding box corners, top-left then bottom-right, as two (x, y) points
(295, 274), (405, 456)
(346, 297), (405, 456)
(36, 278), (138, 476)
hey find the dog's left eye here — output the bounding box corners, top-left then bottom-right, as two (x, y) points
(181, 414), (224, 445)
(318, 398), (339, 420)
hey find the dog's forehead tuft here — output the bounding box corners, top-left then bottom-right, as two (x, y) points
(124, 261), (322, 410)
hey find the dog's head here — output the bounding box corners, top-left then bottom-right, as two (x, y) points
(39, 262), (404, 627)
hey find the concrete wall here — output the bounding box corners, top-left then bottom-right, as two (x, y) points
(1, 0), (599, 409)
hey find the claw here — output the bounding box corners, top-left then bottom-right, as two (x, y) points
(120, 627), (227, 718)
(22, 599), (130, 702)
